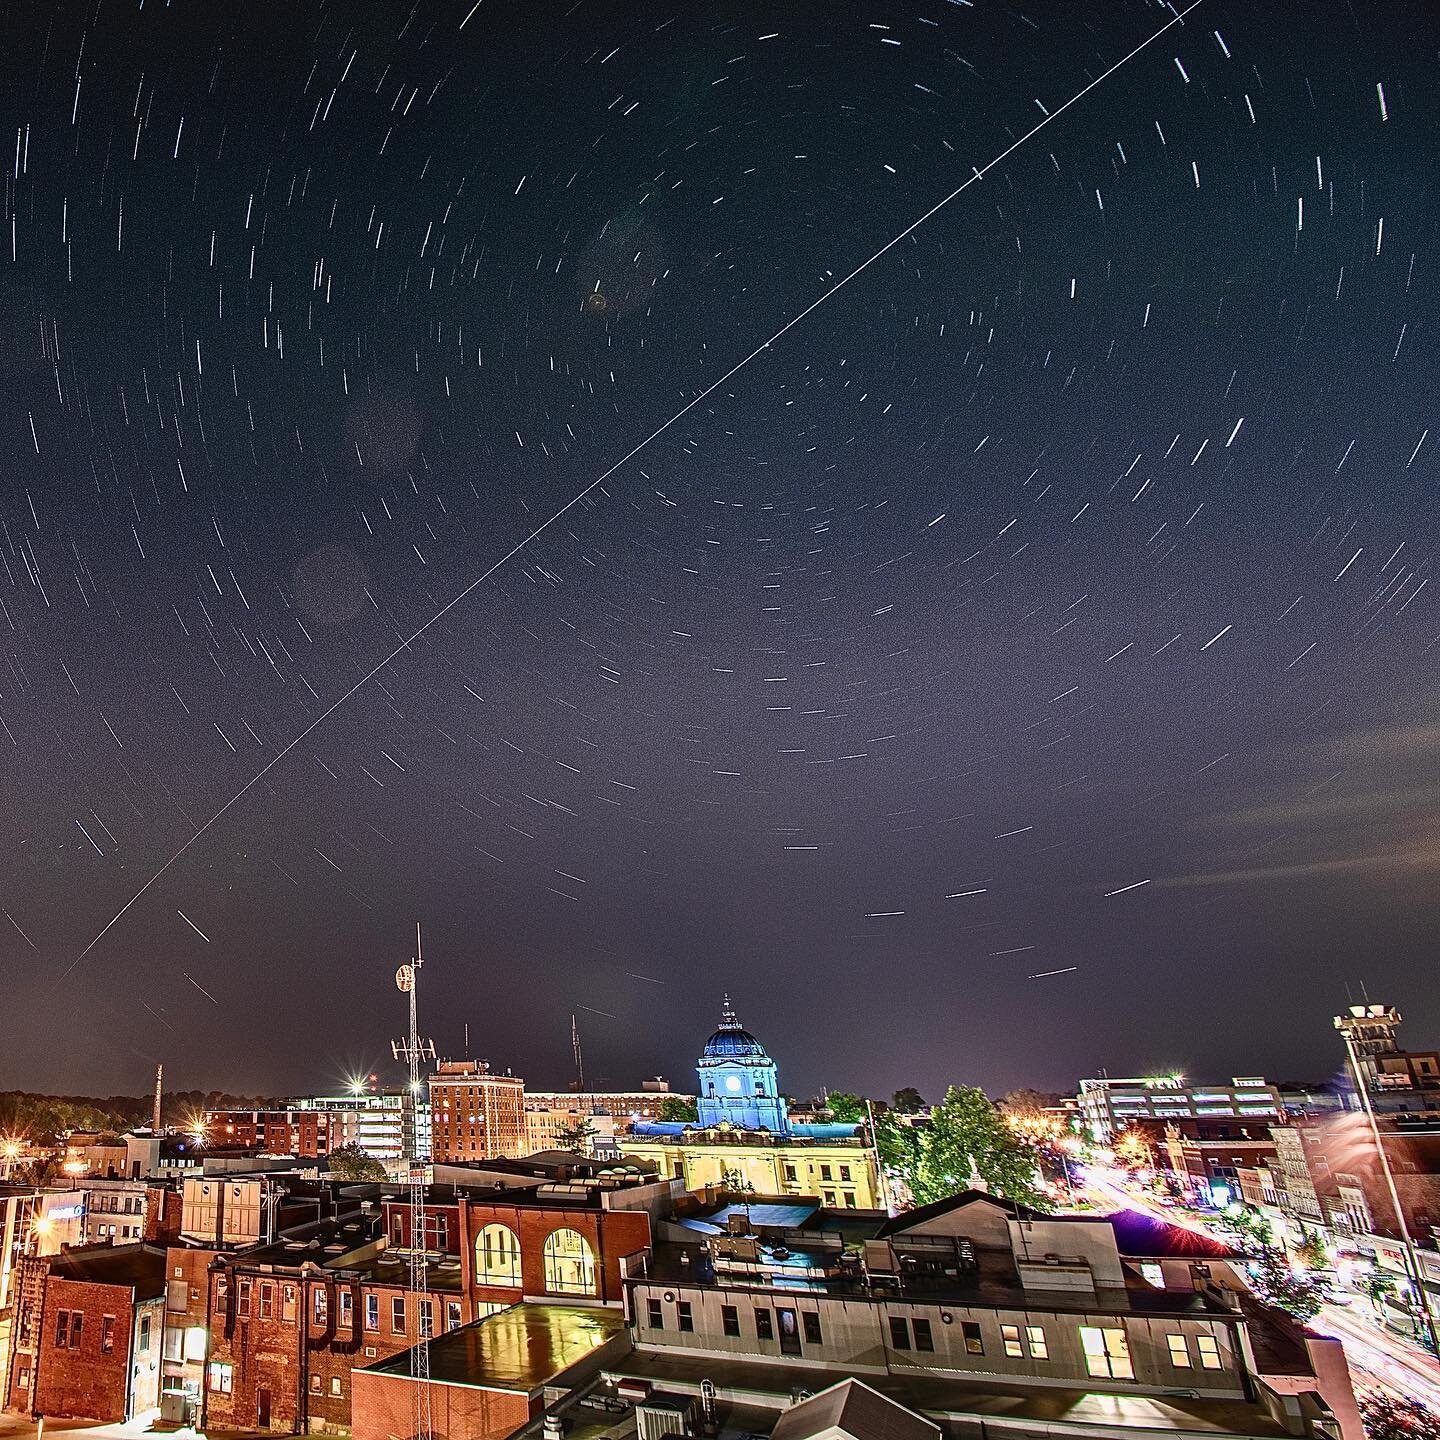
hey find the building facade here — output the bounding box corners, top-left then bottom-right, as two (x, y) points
(205, 1108), (359, 1158)
(429, 1061), (527, 1162)
(6, 1243), (167, 1423)
(1077, 1075), (1338, 1142)
(619, 1000), (880, 1209)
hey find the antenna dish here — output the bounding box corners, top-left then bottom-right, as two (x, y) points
(396, 963), (416, 993)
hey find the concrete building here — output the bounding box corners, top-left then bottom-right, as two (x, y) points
(619, 999), (881, 1209)
(429, 1061), (527, 1162)
(618, 1189), (1362, 1439)
(299, 1089), (431, 1167)
(1077, 1075), (1339, 1143)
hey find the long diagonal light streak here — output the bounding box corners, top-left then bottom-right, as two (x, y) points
(65, 0), (1203, 976)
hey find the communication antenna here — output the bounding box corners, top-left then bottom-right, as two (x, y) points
(571, 1014), (585, 1093)
(391, 921), (436, 1440)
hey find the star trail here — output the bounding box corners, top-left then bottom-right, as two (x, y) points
(2, 0), (1437, 1099)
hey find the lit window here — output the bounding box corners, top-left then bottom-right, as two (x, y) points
(1025, 1326), (1047, 1359)
(1168, 1334), (1191, 1367)
(1197, 1335), (1222, 1370)
(364, 1294), (379, 1331)
(474, 1224), (521, 1287)
(1141, 1262), (1165, 1288)
(208, 1362), (233, 1394)
(330, 1377), (342, 1397)
(314, 1289), (328, 1324)
(310, 1375), (322, 1395)
(542, 1228), (596, 1296)
(1002, 1324), (1023, 1358)
(961, 1321), (984, 1355)
(339, 1291), (353, 1327)
(1080, 1327), (1133, 1380)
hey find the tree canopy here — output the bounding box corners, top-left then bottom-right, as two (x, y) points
(824, 1091), (867, 1124)
(657, 1095), (698, 1123)
(874, 1085), (1050, 1210)
(326, 1142), (387, 1182)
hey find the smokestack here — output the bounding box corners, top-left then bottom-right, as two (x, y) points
(153, 1063), (163, 1133)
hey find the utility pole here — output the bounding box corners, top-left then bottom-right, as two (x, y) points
(392, 923), (436, 1440)
(1336, 1021), (1440, 1355)
(864, 1099), (893, 1215)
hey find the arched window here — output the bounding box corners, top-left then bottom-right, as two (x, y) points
(474, 1224), (521, 1287)
(543, 1228), (596, 1296)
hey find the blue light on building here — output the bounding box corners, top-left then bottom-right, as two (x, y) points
(696, 995), (791, 1134)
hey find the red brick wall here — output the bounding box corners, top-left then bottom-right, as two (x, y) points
(31, 1277), (137, 1423)
(459, 1199), (651, 1306)
(351, 1370), (531, 1440)
(146, 1187), (184, 1243)
(205, 1269), (474, 1434)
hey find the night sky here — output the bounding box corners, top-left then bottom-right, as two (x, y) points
(3, 0), (1438, 1104)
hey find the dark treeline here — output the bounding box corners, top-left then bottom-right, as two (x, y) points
(0, 1090), (281, 1143)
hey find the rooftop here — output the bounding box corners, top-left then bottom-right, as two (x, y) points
(638, 1240), (1236, 1320)
(364, 1303), (625, 1394)
(49, 1242), (167, 1298)
(609, 1349), (1296, 1438)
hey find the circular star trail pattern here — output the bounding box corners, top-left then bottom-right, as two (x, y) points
(2, 0), (1437, 1098)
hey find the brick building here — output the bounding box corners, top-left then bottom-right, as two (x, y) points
(205, 1108), (359, 1158)
(429, 1061), (527, 1162)
(6, 1243), (167, 1423)
(203, 1173), (663, 1433)
(1159, 1121), (1279, 1205)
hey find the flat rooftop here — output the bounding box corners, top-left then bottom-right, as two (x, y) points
(641, 1243), (1235, 1320)
(611, 1349), (1295, 1438)
(366, 1304), (626, 1394)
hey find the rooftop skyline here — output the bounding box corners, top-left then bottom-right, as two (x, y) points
(3, 1), (1437, 1098)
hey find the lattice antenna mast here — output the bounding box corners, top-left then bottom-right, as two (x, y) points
(391, 921), (435, 1440)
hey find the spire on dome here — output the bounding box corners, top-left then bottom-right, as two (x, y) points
(720, 993), (740, 1029)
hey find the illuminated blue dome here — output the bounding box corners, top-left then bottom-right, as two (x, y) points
(696, 996), (790, 1136)
(702, 1025), (768, 1060)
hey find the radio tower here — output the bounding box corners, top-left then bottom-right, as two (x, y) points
(391, 923), (436, 1440)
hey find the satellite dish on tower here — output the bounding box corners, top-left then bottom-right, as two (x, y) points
(396, 964), (415, 993)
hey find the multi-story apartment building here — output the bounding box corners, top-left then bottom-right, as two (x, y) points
(429, 1061), (527, 1162)
(205, 1108), (359, 1159)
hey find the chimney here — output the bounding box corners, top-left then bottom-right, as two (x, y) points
(153, 1064), (164, 1133)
